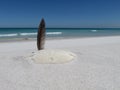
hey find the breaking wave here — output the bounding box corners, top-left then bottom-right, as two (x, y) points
(20, 33), (37, 36)
(0, 34), (18, 37)
(91, 30), (97, 32)
(46, 32), (62, 35)
(0, 32), (62, 37)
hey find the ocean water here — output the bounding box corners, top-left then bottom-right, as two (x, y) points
(0, 28), (120, 41)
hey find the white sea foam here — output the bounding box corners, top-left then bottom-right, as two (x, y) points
(0, 32), (63, 37)
(20, 32), (62, 36)
(20, 33), (37, 36)
(46, 32), (62, 35)
(0, 34), (18, 37)
(91, 30), (97, 32)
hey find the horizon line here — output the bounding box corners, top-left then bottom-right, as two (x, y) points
(0, 27), (120, 29)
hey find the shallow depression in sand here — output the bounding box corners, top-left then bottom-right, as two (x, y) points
(29, 49), (76, 64)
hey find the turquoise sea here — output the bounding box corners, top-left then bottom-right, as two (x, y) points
(0, 28), (120, 41)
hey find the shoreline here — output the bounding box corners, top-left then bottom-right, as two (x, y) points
(0, 34), (120, 43)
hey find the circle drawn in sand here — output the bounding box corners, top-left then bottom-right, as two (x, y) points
(30, 50), (76, 64)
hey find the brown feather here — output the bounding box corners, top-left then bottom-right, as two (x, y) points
(37, 18), (46, 50)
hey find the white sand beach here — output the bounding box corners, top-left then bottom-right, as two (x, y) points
(0, 36), (120, 90)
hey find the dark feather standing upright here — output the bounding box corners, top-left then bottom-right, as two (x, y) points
(37, 18), (46, 50)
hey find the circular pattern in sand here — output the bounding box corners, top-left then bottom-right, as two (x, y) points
(30, 49), (76, 64)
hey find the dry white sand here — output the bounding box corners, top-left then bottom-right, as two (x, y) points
(0, 36), (120, 90)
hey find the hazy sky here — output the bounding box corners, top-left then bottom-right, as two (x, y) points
(0, 0), (120, 28)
